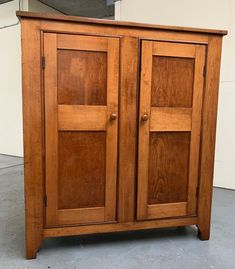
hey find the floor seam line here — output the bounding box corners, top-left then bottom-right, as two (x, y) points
(0, 164), (24, 170)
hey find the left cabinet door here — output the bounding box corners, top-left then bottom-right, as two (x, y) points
(44, 33), (120, 227)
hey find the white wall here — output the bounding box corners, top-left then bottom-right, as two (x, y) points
(0, 0), (60, 157)
(214, 0), (235, 190)
(117, 0), (235, 189)
(0, 0), (26, 157)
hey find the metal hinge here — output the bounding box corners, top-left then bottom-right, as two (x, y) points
(41, 56), (45, 69)
(43, 195), (47, 207)
(203, 65), (206, 77)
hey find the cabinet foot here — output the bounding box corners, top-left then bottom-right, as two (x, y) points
(26, 249), (38, 259)
(198, 226), (210, 241)
(26, 242), (41, 259)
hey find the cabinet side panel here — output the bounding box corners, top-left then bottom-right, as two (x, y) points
(21, 19), (43, 259)
(198, 36), (223, 240)
(118, 37), (139, 223)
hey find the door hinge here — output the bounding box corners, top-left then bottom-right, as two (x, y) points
(203, 65), (206, 77)
(196, 186), (199, 198)
(41, 56), (45, 69)
(43, 195), (47, 207)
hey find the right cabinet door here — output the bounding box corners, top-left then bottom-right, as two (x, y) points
(137, 41), (206, 220)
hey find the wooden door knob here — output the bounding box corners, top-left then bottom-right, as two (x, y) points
(110, 112), (117, 120)
(141, 113), (149, 121)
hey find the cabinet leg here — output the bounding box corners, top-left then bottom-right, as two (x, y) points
(26, 244), (40, 259)
(198, 225), (210, 241)
(25, 239), (42, 259)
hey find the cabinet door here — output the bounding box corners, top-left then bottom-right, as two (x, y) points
(137, 41), (205, 220)
(44, 33), (119, 227)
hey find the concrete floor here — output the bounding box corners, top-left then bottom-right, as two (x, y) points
(0, 154), (234, 269)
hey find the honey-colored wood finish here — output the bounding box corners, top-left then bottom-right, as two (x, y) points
(44, 216), (198, 238)
(58, 132), (106, 210)
(58, 105), (107, 131)
(118, 37), (139, 223)
(18, 11), (226, 259)
(148, 132), (190, 205)
(44, 33), (119, 227)
(197, 36), (223, 240)
(137, 41), (206, 220)
(57, 50), (107, 106)
(17, 11), (227, 35)
(150, 108), (192, 131)
(21, 19), (44, 260)
(151, 57), (194, 108)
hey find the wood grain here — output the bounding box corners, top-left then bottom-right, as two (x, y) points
(197, 36), (223, 240)
(58, 132), (106, 209)
(44, 33), (119, 227)
(41, 20), (211, 46)
(138, 40), (206, 222)
(105, 38), (119, 221)
(58, 105), (107, 131)
(44, 216), (198, 238)
(187, 45), (206, 215)
(118, 37), (139, 223)
(148, 132), (190, 204)
(19, 12), (225, 254)
(137, 40), (153, 220)
(57, 34), (108, 51)
(44, 33), (59, 228)
(153, 41), (196, 58)
(150, 107), (192, 131)
(58, 49), (107, 105)
(147, 202), (187, 219)
(17, 11), (228, 35)
(151, 56), (195, 108)
(58, 207), (105, 226)
(21, 19), (43, 259)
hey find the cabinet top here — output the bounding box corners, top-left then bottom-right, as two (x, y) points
(16, 11), (227, 36)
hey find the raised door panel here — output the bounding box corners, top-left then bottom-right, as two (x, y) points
(44, 33), (119, 227)
(137, 41), (206, 220)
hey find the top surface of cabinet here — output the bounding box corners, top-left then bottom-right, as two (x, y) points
(16, 11), (227, 36)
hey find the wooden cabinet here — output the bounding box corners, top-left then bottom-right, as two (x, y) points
(17, 11), (227, 259)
